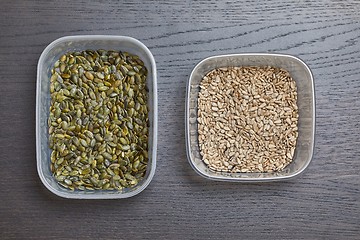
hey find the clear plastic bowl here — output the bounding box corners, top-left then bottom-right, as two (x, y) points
(185, 53), (315, 182)
(36, 35), (157, 198)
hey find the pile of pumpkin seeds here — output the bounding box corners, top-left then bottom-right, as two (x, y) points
(48, 49), (149, 191)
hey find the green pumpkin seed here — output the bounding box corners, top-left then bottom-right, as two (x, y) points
(119, 137), (128, 145)
(85, 71), (94, 80)
(49, 50), (149, 191)
(127, 71), (136, 76)
(64, 179), (72, 185)
(99, 86), (109, 91)
(102, 152), (112, 160)
(61, 73), (71, 79)
(121, 145), (130, 151)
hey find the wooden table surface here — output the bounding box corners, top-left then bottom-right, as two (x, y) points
(1, 1), (359, 239)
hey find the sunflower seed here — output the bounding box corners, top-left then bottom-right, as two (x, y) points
(198, 66), (298, 173)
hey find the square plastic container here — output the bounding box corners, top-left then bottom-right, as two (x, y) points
(36, 35), (157, 198)
(185, 53), (315, 182)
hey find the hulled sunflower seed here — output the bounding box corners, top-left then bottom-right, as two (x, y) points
(197, 66), (298, 173)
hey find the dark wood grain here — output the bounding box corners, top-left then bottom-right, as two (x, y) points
(1, 0), (359, 239)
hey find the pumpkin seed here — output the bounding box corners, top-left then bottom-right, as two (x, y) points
(48, 50), (149, 191)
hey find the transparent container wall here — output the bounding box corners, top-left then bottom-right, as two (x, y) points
(187, 54), (315, 181)
(37, 36), (157, 198)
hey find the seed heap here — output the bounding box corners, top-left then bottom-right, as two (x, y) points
(197, 66), (299, 173)
(48, 50), (149, 190)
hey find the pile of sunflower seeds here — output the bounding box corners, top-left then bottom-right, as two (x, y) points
(197, 66), (299, 173)
(48, 50), (149, 190)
